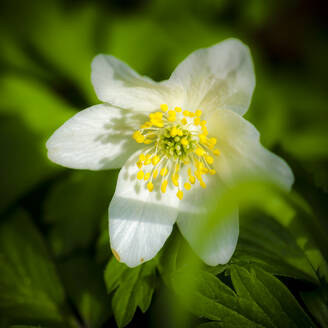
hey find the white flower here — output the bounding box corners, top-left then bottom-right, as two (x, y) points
(46, 38), (294, 268)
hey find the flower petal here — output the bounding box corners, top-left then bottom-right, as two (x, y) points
(169, 38), (255, 116)
(207, 109), (294, 190)
(177, 174), (239, 266)
(109, 151), (180, 267)
(46, 104), (145, 170)
(91, 55), (180, 111)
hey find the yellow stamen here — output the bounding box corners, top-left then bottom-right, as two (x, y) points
(152, 155), (160, 165)
(144, 172), (151, 181)
(209, 169), (216, 175)
(176, 190), (183, 200)
(205, 155), (214, 164)
(147, 182), (154, 192)
(195, 147), (205, 156)
(153, 169), (159, 179)
(194, 117), (200, 125)
(189, 176), (196, 184)
(160, 104), (168, 112)
(195, 109), (202, 117)
(175, 106), (182, 112)
(172, 173), (179, 187)
(139, 153), (146, 161)
(160, 167), (168, 176)
(184, 182), (191, 190)
(183, 110), (190, 117)
(213, 149), (220, 156)
(181, 118), (187, 125)
(161, 180), (168, 193)
(137, 171), (144, 180)
(181, 138), (188, 146)
(136, 161), (143, 169)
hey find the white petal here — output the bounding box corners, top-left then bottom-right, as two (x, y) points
(46, 104), (144, 170)
(169, 38), (255, 116)
(91, 55), (181, 111)
(177, 174), (239, 266)
(207, 109), (294, 190)
(109, 151), (180, 267)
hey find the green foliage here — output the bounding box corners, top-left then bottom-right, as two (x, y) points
(0, 210), (76, 327)
(104, 258), (157, 327)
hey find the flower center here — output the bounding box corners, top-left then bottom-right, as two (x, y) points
(132, 104), (220, 200)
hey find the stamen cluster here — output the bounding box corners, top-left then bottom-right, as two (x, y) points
(132, 104), (220, 200)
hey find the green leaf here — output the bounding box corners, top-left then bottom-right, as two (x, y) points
(301, 285), (328, 328)
(230, 266), (315, 328)
(105, 258), (156, 328)
(0, 75), (75, 213)
(59, 254), (111, 328)
(43, 170), (118, 257)
(0, 209), (75, 327)
(233, 213), (319, 283)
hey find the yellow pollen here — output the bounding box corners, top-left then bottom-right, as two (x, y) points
(183, 110), (190, 117)
(161, 180), (168, 193)
(160, 167), (168, 176)
(184, 182), (191, 190)
(144, 172), (151, 181)
(136, 161), (143, 169)
(189, 176), (196, 184)
(152, 155), (160, 165)
(170, 126), (178, 137)
(205, 155), (214, 164)
(199, 134), (207, 144)
(195, 147), (205, 156)
(195, 109), (202, 117)
(139, 153), (146, 161)
(194, 117), (201, 125)
(189, 112), (195, 118)
(160, 104), (168, 112)
(176, 190), (183, 200)
(213, 149), (221, 156)
(181, 118), (187, 125)
(175, 106), (182, 112)
(153, 169), (159, 179)
(137, 170), (144, 180)
(172, 173), (179, 187)
(144, 158), (151, 165)
(200, 120), (207, 126)
(181, 138), (188, 146)
(147, 182), (154, 192)
(133, 131), (145, 143)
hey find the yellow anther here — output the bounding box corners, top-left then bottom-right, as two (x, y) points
(202, 126), (208, 136)
(137, 171), (144, 180)
(177, 129), (183, 136)
(139, 153), (146, 161)
(200, 120), (207, 126)
(199, 134), (207, 144)
(205, 155), (214, 164)
(195, 170), (202, 181)
(181, 138), (189, 146)
(183, 110), (190, 117)
(176, 190), (184, 200)
(201, 167), (209, 174)
(160, 104), (168, 112)
(195, 147), (205, 156)
(144, 172), (151, 181)
(194, 117), (201, 125)
(175, 106), (182, 112)
(181, 118), (187, 125)
(170, 126), (178, 137)
(144, 139), (153, 144)
(168, 110), (176, 116)
(200, 181), (207, 188)
(209, 169), (216, 175)
(184, 182), (191, 190)
(209, 137), (217, 145)
(147, 182), (154, 192)
(213, 149), (221, 156)
(172, 173), (179, 187)
(144, 158), (151, 165)
(189, 112), (195, 118)
(195, 109), (202, 117)
(160, 167), (168, 176)
(141, 121), (152, 129)
(136, 161), (143, 169)
(153, 169), (159, 179)
(168, 115), (176, 122)
(189, 175), (196, 184)
(161, 180), (168, 193)
(152, 155), (160, 165)
(133, 131), (145, 143)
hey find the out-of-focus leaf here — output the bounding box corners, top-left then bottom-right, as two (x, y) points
(0, 209), (76, 327)
(59, 255), (111, 328)
(43, 170), (117, 257)
(230, 266), (314, 328)
(105, 258), (156, 328)
(96, 213), (111, 264)
(301, 285), (328, 328)
(233, 213), (319, 283)
(0, 75), (75, 213)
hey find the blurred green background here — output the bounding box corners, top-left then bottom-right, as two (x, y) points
(0, 0), (328, 327)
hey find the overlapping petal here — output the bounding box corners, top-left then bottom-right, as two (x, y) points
(46, 104), (145, 170)
(169, 38), (255, 116)
(109, 151), (180, 267)
(91, 55), (183, 112)
(206, 109), (294, 190)
(177, 173), (239, 266)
